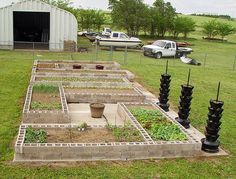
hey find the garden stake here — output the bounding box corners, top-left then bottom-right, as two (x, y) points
(157, 60), (171, 111)
(201, 82), (224, 153)
(176, 69), (194, 129)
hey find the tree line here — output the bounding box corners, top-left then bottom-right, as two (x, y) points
(191, 13), (233, 21)
(202, 20), (235, 40)
(109, 0), (196, 37)
(40, 0), (235, 39)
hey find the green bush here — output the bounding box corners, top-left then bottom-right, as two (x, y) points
(202, 19), (235, 39)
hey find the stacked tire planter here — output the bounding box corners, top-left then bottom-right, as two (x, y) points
(158, 74), (171, 111)
(201, 99), (224, 153)
(177, 84), (194, 129)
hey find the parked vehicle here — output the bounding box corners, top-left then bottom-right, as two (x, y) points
(96, 31), (142, 48)
(143, 40), (193, 59)
(101, 27), (112, 36)
(85, 32), (99, 42)
(78, 30), (88, 36)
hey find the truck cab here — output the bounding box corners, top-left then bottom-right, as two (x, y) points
(102, 27), (112, 36)
(143, 40), (192, 59)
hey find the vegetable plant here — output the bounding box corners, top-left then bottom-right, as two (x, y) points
(106, 122), (143, 142)
(130, 108), (187, 141)
(31, 101), (61, 110)
(78, 122), (88, 131)
(33, 84), (59, 93)
(24, 127), (47, 143)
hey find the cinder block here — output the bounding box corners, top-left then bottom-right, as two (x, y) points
(105, 151), (122, 159)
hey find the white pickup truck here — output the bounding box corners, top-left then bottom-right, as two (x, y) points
(143, 40), (193, 59)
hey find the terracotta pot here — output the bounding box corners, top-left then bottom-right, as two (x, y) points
(96, 65), (104, 70)
(90, 103), (105, 118)
(73, 65), (82, 69)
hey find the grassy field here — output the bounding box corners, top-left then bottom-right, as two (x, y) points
(0, 16), (236, 178)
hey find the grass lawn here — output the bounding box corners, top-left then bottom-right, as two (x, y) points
(0, 17), (236, 178)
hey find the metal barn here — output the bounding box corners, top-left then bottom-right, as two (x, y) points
(0, 0), (78, 51)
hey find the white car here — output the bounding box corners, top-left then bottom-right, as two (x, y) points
(143, 40), (193, 59)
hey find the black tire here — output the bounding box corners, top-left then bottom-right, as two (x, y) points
(155, 52), (162, 59)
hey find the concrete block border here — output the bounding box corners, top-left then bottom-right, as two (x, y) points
(22, 83), (70, 124)
(36, 60), (121, 70)
(15, 102), (202, 162)
(65, 86), (146, 103)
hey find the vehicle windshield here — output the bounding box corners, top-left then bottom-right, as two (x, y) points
(120, 33), (129, 39)
(106, 29), (111, 33)
(152, 40), (166, 47)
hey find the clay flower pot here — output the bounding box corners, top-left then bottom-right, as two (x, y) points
(73, 65), (82, 69)
(90, 103), (105, 118)
(96, 65), (104, 70)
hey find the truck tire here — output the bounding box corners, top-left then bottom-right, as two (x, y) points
(155, 52), (162, 59)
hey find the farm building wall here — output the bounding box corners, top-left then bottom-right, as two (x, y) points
(0, 0), (77, 51)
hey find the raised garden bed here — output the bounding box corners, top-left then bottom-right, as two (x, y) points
(36, 60), (121, 70)
(15, 102), (202, 161)
(37, 63), (55, 69)
(24, 124), (143, 143)
(35, 77), (125, 83)
(33, 69), (135, 82)
(65, 87), (145, 103)
(15, 60), (209, 162)
(23, 84), (70, 124)
(31, 84), (61, 110)
(128, 106), (187, 141)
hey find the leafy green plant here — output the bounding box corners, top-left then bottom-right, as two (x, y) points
(78, 122), (88, 131)
(106, 122), (143, 142)
(24, 127), (47, 143)
(130, 108), (187, 141)
(149, 123), (187, 141)
(31, 101), (61, 110)
(33, 84), (59, 93)
(130, 108), (166, 129)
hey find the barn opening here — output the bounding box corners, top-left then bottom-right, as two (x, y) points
(13, 11), (50, 50)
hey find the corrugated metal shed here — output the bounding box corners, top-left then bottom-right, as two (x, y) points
(0, 0), (78, 51)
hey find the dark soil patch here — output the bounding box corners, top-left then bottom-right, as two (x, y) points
(46, 128), (117, 143)
(32, 92), (60, 104)
(42, 128), (143, 143)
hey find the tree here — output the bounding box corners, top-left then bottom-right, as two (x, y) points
(173, 17), (196, 38)
(40, 0), (78, 17)
(78, 9), (106, 31)
(78, 9), (96, 31)
(202, 19), (219, 38)
(109, 0), (147, 36)
(150, 0), (176, 37)
(94, 11), (106, 31)
(217, 22), (235, 40)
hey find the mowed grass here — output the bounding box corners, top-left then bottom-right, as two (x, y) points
(0, 17), (236, 178)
